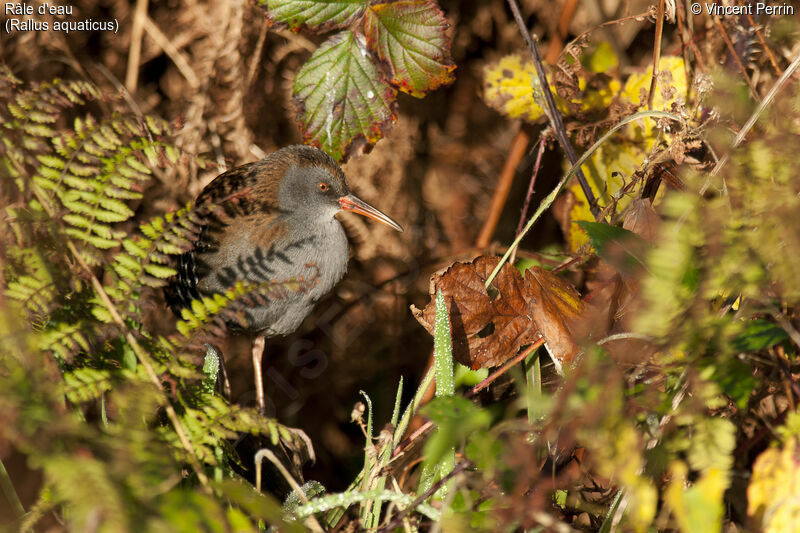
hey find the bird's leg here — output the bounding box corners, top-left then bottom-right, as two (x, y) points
(252, 335), (266, 415)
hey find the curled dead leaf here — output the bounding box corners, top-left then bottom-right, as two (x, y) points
(411, 256), (585, 371)
(525, 266), (584, 373)
(623, 198), (661, 242)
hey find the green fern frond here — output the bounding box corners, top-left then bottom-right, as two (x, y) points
(39, 322), (92, 364)
(30, 114), (172, 256)
(62, 367), (114, 403)
(100, 204), (211, 324)
(161, 394), (307, 464)
(4, 247), (57, 317)
(175, 273), (320, 339)
(0, 74), (101, 176)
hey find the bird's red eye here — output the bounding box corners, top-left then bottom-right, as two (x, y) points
(318, 182), (329, 192)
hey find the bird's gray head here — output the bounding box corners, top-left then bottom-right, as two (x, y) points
(276, 145), (403, 231)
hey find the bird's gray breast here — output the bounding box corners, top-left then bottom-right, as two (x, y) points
(196, 216), (348, 336)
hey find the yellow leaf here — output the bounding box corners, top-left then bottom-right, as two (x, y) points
(482, 54), (619, 122)
(666, 461), (728, 533)
(483, 54), (550, 121)
(564, 140), (649, 251)
(583, 41), (619, 73)
(621, 56), (687, 111)
(560, 57), (686, 251)
(748, 437), (800, 533)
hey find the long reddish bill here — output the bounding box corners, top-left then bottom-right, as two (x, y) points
(339, 194), (403, 232)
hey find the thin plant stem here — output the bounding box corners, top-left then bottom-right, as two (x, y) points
(714, 15), (760, 101)
(485, 110), (682, 288)
(511, 136), (546, 264)
(0, 458), (24, 519)
(647, 0), (666, 110)
(255, 449), (325, 533)
(505, 0), (602, 220)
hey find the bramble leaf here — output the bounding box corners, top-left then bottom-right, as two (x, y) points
(293, 30), (397, 162)
(482, 53), (618, 122)
(260, 0), (366, 32)
(364, 0), (455, 98)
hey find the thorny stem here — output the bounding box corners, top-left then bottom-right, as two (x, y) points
(485, 110), (682, 288)
(510, 135), (546, 264)
(505, 0), (602, 220)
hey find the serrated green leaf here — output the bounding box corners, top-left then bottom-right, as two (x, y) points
(260, 0), (366, 31)
(293, 30), (397, 162)
(364, 0), (455, 98)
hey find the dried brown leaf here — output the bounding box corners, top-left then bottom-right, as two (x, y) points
(623, 198), (660, 242)
(525, 266), (584, 372)
(411, 256), (585, 371)
(411, 256), (536, 368)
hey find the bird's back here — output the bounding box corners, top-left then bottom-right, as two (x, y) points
(164, 160), (349, 336)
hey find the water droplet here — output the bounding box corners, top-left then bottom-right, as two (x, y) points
(367, 90), (375, 99)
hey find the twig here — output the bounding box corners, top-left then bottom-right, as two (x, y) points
(485, 110), (682, 288)
(246, 22), (269, 88)
(255, 449), (325, 533)
(505, 0), (602, 220)
(681, 0), (707, 72)
(596, 332), (654, 345)
(714, 15), (760, 101)
(511, 136), (546, 264)
(700, 50), (800, 194)
(125, 0), (149, 92)
(468, 338), (545, 397)
(143, 14), (200, 88)
(773, 350), (800, 403)
(378, 462), (471, 533)
(674, 1), (694, 86)
(771, 310), (800, 352)
(476, 129), (530, 248)
(647, 0), (666, 110)
(557, 11), (653, 66)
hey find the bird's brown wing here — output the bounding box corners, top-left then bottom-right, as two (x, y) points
(164, 160), (286, 315)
